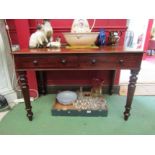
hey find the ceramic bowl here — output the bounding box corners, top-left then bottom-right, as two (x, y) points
(56, 91), (77, 105)
(63, 32), (99, 47)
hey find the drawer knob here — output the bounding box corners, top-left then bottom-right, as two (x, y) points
(33, 60), (38, 65)
(119, 59), (124, 65)
(61, 59), (67, 64)
(91, 59), (97, 64)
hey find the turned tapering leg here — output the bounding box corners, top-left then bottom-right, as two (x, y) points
(36, 71), (47, 95)
(124, 69), (140, 121)
(109, 70), (116, 95)
(18, 71), (33, 121)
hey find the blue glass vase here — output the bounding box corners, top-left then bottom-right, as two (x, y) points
(96, 29), (106, 46)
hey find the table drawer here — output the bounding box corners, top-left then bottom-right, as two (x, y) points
(14, 55), (78, 69)
(79, 54), (142, 69)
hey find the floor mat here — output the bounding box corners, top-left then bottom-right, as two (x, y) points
(0, 94), (155, 135)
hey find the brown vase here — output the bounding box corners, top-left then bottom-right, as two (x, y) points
(108, 31), (122, 45)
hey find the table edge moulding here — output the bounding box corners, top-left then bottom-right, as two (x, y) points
(12, 46), (143, 121)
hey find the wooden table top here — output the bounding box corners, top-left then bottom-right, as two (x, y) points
(12, 46), (144, 55)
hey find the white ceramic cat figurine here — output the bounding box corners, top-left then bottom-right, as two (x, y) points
(42, 19), (53, 42)
(29, 25), (48, 48)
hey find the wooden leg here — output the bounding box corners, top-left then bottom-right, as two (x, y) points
(124, 69), (139, 121)
(109, 70), (116, 95)
(18, 71), (33, 121)
(36, 71), (47, 95)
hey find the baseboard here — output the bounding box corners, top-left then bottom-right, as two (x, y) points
(119, 84), (155, 96)
(47, 85), (120, 94)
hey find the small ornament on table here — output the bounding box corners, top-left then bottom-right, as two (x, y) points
(46, 36), (61, 48)
(107, 31), (122, 46)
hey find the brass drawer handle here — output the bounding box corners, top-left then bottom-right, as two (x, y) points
(61, 59), (67, 64)
(119, 59), (124, 64)
(91, 59), (97, 64)
(33, 60), (38, 65)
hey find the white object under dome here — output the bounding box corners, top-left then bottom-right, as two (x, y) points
(71, 19), (91, 33)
